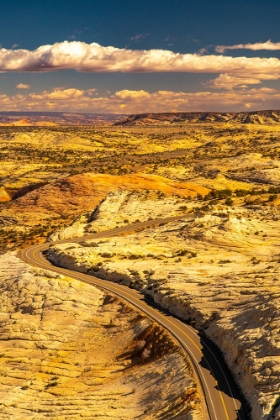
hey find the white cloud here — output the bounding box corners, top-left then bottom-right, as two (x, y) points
(216, 40), (280, 53)
(1, 87), (280, 114)
(114, 90), (151, 100)
(0, 41), (279, 81)
(16, 83), (30, 89)
(30, 88), (85, 100)
(206, 72), (280, 90)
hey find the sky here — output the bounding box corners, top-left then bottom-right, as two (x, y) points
(1, 0), (280, 113)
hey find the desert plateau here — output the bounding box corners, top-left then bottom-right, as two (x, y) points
(0, 110), (280, 419)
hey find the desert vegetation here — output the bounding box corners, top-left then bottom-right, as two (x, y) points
(1, 121), (280, 252)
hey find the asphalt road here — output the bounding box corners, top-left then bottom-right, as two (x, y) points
(20, 215), (249, 420)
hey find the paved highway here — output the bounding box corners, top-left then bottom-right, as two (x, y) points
(20, 215), (249, 420)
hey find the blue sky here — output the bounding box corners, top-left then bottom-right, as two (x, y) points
(1, 0), (280, 113)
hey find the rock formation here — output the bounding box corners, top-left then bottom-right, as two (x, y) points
(0, 252), (203, 419)
(114, 110), (280, 126)
(47, 193), (280, 420)
(0, 173), (207, 252)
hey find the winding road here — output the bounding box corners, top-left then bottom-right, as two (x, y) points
(20, 215), (249, 420)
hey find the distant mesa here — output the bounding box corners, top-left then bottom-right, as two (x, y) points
(0, 112), (127, 126)
(0, 118), (58, 127)
(114, 110), (280, 126)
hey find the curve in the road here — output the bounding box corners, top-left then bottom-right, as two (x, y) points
(20, 215), (249, 420)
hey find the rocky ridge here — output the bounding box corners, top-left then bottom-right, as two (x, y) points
(114, 110), (280, 126)
(47, 191), (280, 420)
(49, 188), (206, 241)
(0, 173), (208, 253)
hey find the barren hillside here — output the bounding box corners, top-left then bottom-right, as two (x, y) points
(114, 110), (280, 126)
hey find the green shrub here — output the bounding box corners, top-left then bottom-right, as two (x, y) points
(225, 198), (233, 206)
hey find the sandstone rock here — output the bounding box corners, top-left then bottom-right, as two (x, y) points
(50, 188), (196, 241)
(48, 198), (280, 420)
(0, 172), (208, 251)
(0, 252), (203, 420)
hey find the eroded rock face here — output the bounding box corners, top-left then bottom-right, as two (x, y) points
(114, 110), (280, 126)
(47, 199), (280, 420)
(0, 253), (203, 420)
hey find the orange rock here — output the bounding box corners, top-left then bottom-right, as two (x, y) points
(13, 173), (209, 219)
(0, 187), (10, 202)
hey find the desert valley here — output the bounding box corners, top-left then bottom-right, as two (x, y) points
(0, 110), (280, 419)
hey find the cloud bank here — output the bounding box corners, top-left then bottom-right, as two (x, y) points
(1, 86), (279, 114)
(1, 42), (279, 112)
(216, 40), (280, 53)
(0, 41), (280, 79)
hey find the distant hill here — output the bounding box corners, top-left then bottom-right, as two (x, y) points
(0, 118), (58, 127)
(114, 110), (280, 126)
(0, 112), (127, 126)
(2, 110), (280, 126)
